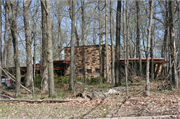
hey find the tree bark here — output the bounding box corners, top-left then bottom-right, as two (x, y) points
(115, 0), (121, 86)
(81, 0), (85, 80)
(23, 0), (33, 88)
(10, 1), (21, 96)
(123, 0), (128, 96)
(178, 1), (180, 81)
(33, 0), (39, 97)
(169, 1), (178, 88)
(41, 0), (48, 92)
(98, 0), (103, 84)
(136, 1), (142, 77)
(69, 0), (75, 91)
(0, 0), (2, 98)
(105, 0), (109, 82)
(110, 0), (114, 84)
(146, 0), (153, 96)
(46, 0), (55, 97)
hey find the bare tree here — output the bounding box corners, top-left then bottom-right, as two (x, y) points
(124, 0), (128, 96)
(136, 1), (142, 77)
(69, 0), (75, 92)
(105, 0), (109, 82)
(23, 0), (32, 88)
(0, 0), (2, 96)
(99, 0), (103, 84)
(41, 0), (48, 92)
(46, 0), (55, 97)
(33, 1), (39, 91)
(81, 0), (86, 80)
(110, 0), (114, 84)
(178, 1), (180, 80)
(169, 1), (178, 88)
(145, 0), (153, 96)
(9, 1), (21, 96)
(115, 0), (121, 86)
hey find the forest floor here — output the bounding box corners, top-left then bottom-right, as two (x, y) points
(0, 79), (179, 118)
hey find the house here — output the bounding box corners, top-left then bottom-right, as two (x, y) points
(64, 45), (113, 79)
(64, 45), (167, 81)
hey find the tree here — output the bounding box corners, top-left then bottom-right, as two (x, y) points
(69, 0), (75, 92)
(145, 0), (153, 96)
(110, 0), (114, 84)
(9, 1), (21, 96)
(124, 0), (128, 96)
(98, 0), (103, 84)
(136, 1), (142, 77)
(23, 0), (32, 88)
(41, 0), (55, 97)
(105, 0), (109, 82)
(169, 1), (178, 88)
(46, 0), (55, 97)
(115, 0), (121, 86)
(33, 0), (39, 93)
(81, 0), (85, 80)
(0, 0), (2, 97)
(41, 0), (48, 93)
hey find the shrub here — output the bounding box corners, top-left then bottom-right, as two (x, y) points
(35, 75), (41, 88)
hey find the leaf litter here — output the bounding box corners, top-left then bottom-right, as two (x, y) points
(0, 81), (179, 118)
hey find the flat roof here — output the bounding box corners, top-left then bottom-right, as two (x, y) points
(119, 58), (167, 63)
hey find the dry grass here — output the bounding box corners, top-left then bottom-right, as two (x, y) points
(0, 79), (179, 118)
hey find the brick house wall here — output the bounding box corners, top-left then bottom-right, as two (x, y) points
(64, 45), (114, 82)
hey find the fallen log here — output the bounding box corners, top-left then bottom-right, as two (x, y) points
(1, 68), (32, 93)
(0, 94), (14, 99)
(0, 98), (89, 103)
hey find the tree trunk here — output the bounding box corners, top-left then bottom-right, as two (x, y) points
(115, 0), (121, 86)
(178, 1), (180, 81)
(0, 0), (2, 98)
(10, 1), (21, 96)
(110, 0), (114, 84)
(6, 29), (12, 67)
(41, 0), (48, 92)
(33, 0), (39, 97)
(123, 0), (128, 96)
(105, 0), (109, 82)
(23, 0), (33, 88)
(81, 0), (85, 80)
(69, 0), (75, 92)
(98, 0), (103, 84)
(169, 1), (178, 88)
(145, 0), (153, 96)
(2, 5), (7, 68)
(136, 1), (142, 77)
(46, 0), (55, 97)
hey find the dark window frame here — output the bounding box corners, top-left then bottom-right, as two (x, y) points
(95, 69), (100, 74)
(87, 69), (92, 74)
(79, 69), (84, 74)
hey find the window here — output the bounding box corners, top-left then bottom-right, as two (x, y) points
(79, 69), (84, 74)
(87, 69), (92, 74)
(96, 69), (100, 74)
